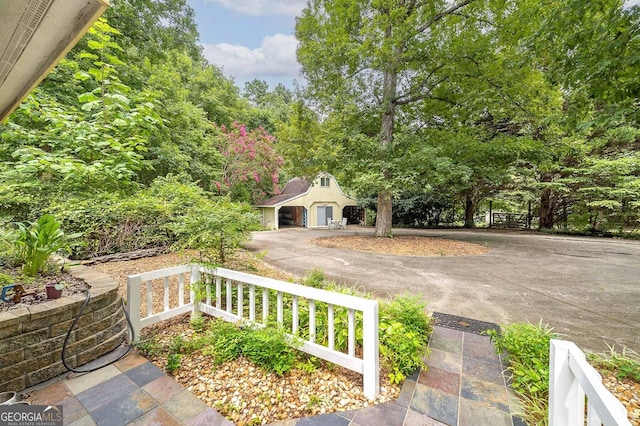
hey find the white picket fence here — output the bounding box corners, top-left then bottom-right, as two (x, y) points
(126, 265), (380, 400)
(549, 339), (631, 426)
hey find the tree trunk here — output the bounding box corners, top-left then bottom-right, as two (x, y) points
(374, 191), (393, 237)
(539, 189), (555, 229)
(463, 193), (475, 228)
(374, 50), (398, 237)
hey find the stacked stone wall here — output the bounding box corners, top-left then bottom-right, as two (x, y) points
(0, 266), (126, 392)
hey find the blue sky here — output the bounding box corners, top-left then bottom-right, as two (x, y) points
(185, 0), (640, 91)
(185, 0), (307, 90)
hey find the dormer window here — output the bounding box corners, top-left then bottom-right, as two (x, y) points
(320, 177), (330, 187)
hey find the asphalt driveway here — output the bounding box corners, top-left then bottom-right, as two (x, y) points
(245, 227), (640, 352)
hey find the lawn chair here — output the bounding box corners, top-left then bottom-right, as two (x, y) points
(339, 217), (347, 229)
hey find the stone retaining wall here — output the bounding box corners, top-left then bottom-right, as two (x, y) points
(0, 266), (126, 392)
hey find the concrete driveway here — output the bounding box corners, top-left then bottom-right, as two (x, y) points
(245, 227), (640, 352)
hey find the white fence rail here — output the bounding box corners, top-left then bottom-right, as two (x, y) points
(549, 339), (631, 426)
(127, 265), (380, 400)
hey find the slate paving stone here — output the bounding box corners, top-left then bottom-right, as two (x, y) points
(462, 341), (501, 365)
(68, 415), (98, 426)
(426, 349), (462, 374)
(429, 333), (463, 355)
(336, 409), (358, 420)
(124, 361), (165, 387)
(460, 376), (510, 413)
(60, 396), (89, 424)
(114, 351), (148, 373)
(296, 412), (351, 426)
(76, 373), (137, 412)
(89, 388), (157, 426)
(351, 402), (407, 426)
(458, 398), (512, 426)
(403, 409), (448, 426)
(418, 366), (460, 396)
(66, 365), (121, 395)
(431, 326), (464, 341)
(462, 356), (506, 386)
(142, 375), (185, 403)
(162, 389), (209, 424)
(410, 383), (458, 426)
(128, 407), (182, 426)
(396, 378), (416, 408)
(28, 381), (71, 405)
(186, 407), (235, 426)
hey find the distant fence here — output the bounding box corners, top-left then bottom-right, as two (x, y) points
(492, 212), (530, 229)
(127, 265), (380, 400)
(549, 340), (631, 426)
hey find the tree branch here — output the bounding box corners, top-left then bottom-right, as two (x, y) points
(417, 0), (477, 33)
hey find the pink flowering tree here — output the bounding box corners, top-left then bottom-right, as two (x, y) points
(213, 122), (284, 204)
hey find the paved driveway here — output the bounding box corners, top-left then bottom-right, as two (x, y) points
(245, 227), (640, 352)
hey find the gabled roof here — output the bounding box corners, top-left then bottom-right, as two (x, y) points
(256, 178), (311, 207)
(0, 0), (109, 121)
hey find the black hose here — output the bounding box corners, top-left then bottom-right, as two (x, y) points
(62, 290), (135, 374)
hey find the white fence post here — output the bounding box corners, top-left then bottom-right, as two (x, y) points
(190, 264), (200, 320)
(126, 274), (142, 342)
(549, 339), (585, 426)
(549, 339), (631, 426)
(362, 301), (379, 400)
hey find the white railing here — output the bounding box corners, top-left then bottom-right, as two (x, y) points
(549, 339), (631, 426)
(127, 265), (380, 400)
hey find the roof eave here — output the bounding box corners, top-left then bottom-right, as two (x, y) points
(0, 0), (109, 122)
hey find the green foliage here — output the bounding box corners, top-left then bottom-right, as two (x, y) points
(14, 214), (80, 276)
(203, 320), (246, 365)
(486, 321), (557, 425)
(299, 270), (431, 382)
(166, 353), (181, 373)
(379, 296), (431, 383)
(134, 334), (161, 357)
(199, 320), (298, 375)
(242, 326), (298, 375)
(588, 346), (640, 382)
(171, 198), (261, 266)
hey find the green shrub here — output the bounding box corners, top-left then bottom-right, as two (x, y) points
(14, 214), (80, 276)
(486, 321), (557, 426)
(379, 295), (431, 383)
(242, 326), (298, 375)
(166, 353), (181, 373)
(170, 197), (260, 266)
(298, 270), (431, 384)
(588, 345), (640, 382)
(204, 320), (246, 365)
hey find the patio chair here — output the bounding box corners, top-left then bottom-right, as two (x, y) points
(339, 217), (347, 229)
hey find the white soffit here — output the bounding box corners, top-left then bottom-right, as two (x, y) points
(0, 0), (109, 121)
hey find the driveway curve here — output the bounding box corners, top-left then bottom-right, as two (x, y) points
(245, 227), (640, 352)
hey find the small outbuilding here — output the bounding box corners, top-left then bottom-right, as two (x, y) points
(255, 174), (365, 230)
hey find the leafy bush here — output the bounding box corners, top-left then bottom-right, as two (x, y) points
(204, 320), (246, 365)
(47, 176), (260, 260)
(379, 295), (431, 383)
(486, 321), (557, 426)
(14, 214), (80, 276)
(242, 326), (298, 375)
(588, 345), (640, 382)
(298, 270), (431, 384)
(170, 197), (261, 266)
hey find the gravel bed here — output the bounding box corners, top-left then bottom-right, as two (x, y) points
(141, 314), (400, 426)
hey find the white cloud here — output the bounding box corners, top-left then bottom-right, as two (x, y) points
(202, 33), (300, 84)
(204, 0), (306, 16)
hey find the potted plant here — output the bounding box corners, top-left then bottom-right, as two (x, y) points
(45, 281), (65, 300)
